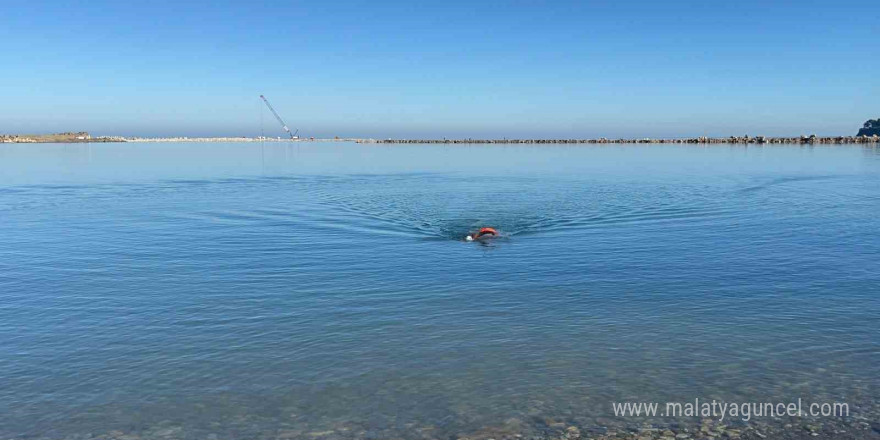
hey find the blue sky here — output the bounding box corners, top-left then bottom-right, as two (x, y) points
(1, 1), (877, 138)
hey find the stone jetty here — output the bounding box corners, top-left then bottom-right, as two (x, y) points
(5, 134), (879, 145)
(359, 135), (879, 145)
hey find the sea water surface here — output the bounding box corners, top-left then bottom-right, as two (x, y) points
(1, 142), (878, 439)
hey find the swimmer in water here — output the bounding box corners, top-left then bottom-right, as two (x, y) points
(466, 227), (498, 241)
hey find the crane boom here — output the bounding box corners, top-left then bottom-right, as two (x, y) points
(259, 95), (297, 139)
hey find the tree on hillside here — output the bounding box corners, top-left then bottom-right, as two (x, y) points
(857, 119), (880, 136)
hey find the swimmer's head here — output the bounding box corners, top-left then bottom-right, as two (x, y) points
(465, 235), (474, 242)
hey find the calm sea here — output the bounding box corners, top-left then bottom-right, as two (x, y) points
(1, 142), (878, 439)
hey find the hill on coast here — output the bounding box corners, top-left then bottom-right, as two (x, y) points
(858, 119), (880, 136)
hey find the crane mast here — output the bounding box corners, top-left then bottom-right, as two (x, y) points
(259, 95), (298, 139)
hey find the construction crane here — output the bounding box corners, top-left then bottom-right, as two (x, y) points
(259, 94), (298, 139)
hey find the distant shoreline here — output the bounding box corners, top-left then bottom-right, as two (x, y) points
(3, 134), (879, 144)
(362, 135), (880, 145)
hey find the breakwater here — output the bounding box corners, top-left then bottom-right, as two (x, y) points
(360, 135), (880, 145)
(5, 135), (879, 145)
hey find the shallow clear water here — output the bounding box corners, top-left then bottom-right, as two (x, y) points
(1, 142), (878, 438)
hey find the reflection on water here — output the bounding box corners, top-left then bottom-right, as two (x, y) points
(0, 142), (878, 439)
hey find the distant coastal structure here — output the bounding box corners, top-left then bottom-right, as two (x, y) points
(3, 129), (880, 145)
(0, 132), (119, 143)
(857, 119), (880, 137)
(364, 135), (879, 145)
